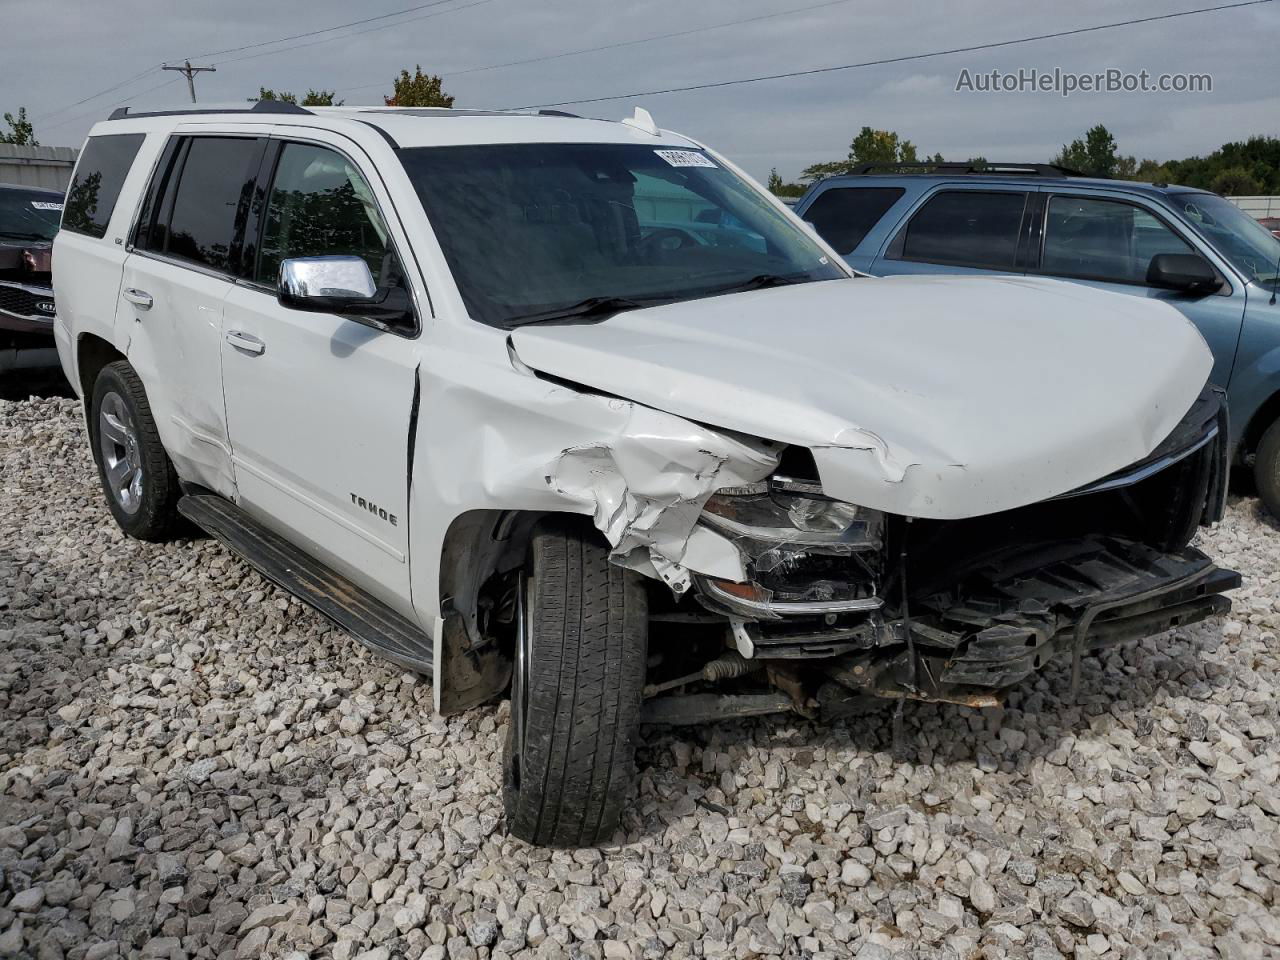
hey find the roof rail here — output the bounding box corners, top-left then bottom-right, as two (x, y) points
(107, 99), (312, 121)
(850, 161), (1083, 178)
(536, 109), (581, 118)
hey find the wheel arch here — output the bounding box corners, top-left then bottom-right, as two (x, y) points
(1240, 386), (1280, 463)
(433, 507), (555, 715)
(76, 333), (127, 414)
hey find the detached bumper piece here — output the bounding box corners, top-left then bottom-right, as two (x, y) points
(824, 536), (1239, 708)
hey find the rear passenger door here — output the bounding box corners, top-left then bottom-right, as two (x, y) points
(871, 187), (1033, 278)
(121, 130), (269, 497)
(1035, 192), (1245, 388)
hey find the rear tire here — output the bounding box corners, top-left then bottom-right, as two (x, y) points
(1255, 417), (1280, 521)
(503, 517), (648, 847)
(89, 360), (183, 542)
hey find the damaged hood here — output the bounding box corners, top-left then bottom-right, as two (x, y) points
(512, 274), (1213, 520)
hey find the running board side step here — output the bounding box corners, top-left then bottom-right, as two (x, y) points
(178, 493), (433, 678)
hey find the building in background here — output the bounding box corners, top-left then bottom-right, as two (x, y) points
(0, 144), (78, 191)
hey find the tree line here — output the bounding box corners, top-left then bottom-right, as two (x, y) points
(767, 124), (1280, 199)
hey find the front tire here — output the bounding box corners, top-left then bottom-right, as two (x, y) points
(89, 360), (183, 542)
(503, 517), (648, 847)
(1255, 417), (1280, 521)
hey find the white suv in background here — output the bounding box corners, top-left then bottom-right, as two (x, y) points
(54, 101), (1237, 846)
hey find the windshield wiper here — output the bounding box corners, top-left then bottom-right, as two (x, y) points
(504, 295), (664, 328)
(704, 272), (810, 296)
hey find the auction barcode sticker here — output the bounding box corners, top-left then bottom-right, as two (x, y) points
(31, 201), (63, 211)
(654, 149), (717, 169)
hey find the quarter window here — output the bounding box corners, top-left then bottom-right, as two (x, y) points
(895, 190), (1028, 269)
(62, 134), (145, 239)
(255, 143), (395, 285)
(1042, 196), (1195, 284)
(803, 187), (905, 255)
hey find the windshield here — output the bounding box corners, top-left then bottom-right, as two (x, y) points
(0, 189), (63, 242)
(1175, 193), (1280, 286)
(398, 143), (845, 327)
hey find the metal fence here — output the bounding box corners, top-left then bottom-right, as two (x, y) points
(0, 144), (79, 192)
(1227, 195), (1280, 218)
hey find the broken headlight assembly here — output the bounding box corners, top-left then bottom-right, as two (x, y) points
(695, 478), (885, 621)
(700, 478), (884, 550)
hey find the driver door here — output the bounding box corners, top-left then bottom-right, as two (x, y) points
(219, 132), (422, 617)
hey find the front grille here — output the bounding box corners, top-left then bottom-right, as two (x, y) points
(0, 283), (54, 319)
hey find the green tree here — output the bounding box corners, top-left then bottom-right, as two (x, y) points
(385, 66), (454, 107)
(849, 127), (918, 167)
(799, 159), (853, 183)
(252, 87), (343, 106)
(766, 167), (806, 198)
(1052, 124), (1134, 178)
(1209, 166), (1263, 196)
(0, 107), (37, 146)
(800, 127), (921, 182)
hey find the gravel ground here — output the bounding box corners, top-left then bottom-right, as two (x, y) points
(1, 396), (1278, 960)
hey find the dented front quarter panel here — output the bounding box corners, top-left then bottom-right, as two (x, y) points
(407, 330), (780, 630)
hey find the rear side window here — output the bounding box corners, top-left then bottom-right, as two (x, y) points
(62, 133), (145, 239)
(803, 187), (905, 255)
(894, 190), (1028, 269)
(137, 136), (264, 275)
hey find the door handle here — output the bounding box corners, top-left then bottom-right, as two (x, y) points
(225, 330), (266, 356)
(123, 288), (153, 310)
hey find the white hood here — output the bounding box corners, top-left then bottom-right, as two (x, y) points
(511, 274), (1212, 520)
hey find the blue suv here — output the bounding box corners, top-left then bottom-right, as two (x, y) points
(794, 162), (1280, 518)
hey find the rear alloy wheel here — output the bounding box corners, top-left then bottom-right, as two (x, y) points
(89, 360), (183, 542)
(503, 517), (648, 847)
(1255, 417), (1280, 521)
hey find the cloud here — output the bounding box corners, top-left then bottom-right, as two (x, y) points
(8, 0), (1277, 181)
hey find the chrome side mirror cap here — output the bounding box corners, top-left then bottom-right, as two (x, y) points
(278, 256), (378, 311)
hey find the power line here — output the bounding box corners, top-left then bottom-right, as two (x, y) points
(180, 0), (469, 63)
(507, 0), (1275, 109)
(209, 0), (496, 69)
(33, 64), (164, 123)
(38, 78), (181, 134)
(337, 0), (858, 93)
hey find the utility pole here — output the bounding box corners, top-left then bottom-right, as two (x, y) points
(162, 60), (216, 103)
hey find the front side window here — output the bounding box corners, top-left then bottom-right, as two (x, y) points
(0, 188), (63, 242)
(895, 190), (1028, 269)
(397, 143), (844, 328)
(63, 133), (145, 239)
(1042, 196), (1193, 284)
(1175, 193), (1280, 287)
(255, 143), (394, 285)
(804, 186), (906, 255)
(161, 137), (263, 273)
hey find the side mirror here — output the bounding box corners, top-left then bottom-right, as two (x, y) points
(278, 256), (378, 312)
(1146, 253), (1222, 294)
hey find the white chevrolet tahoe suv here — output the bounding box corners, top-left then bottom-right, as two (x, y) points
(55, 101), (1238, 846)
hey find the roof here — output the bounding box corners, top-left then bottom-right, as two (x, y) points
(96, 103), (702, 151)
(815, 169), (1211, 199)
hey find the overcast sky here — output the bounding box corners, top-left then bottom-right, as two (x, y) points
(8, 0), (1278, 182)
